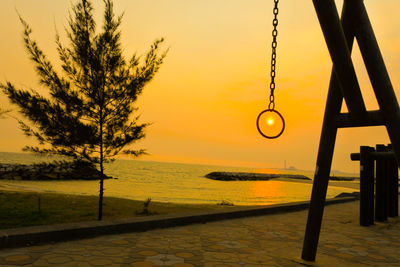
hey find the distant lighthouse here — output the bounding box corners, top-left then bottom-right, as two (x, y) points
(284, 160), (286, 170)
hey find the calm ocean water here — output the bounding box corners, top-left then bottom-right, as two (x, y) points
(0, 152), (356, 205)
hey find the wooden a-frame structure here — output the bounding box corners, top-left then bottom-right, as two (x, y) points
(302, 0), (400, 261)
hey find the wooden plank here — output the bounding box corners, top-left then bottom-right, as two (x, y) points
(335, 110), (384, 128)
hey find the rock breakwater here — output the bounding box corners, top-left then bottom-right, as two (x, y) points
(0, 161), (112, 180)
(329, 176), (358, 181)
(205, 172), (311, 181)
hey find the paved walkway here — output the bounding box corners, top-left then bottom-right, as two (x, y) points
(0, 200), (399, 266)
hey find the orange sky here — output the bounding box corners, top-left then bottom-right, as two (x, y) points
(0, 0), (400, 173)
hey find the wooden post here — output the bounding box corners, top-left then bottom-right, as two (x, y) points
(366, 146), (375, 225)
(387, 145), (398, 217)
(359, 146), (368, 226)
(367, 150), (375, 225)
(385, 145), (391, 217)
(391, 158), (399, 217)
(352, 146), (375, 226)
(375, 144), (388, 222)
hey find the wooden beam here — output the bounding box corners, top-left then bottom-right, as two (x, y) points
(335, 110), (385, 128)
(351, 151), (396, 161)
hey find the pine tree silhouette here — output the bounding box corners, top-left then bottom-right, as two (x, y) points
(1, 0), (167, 220)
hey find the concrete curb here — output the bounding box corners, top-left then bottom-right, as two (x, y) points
(0, 196), (358, 249)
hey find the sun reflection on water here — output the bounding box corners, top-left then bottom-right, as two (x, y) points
(0, 153), (356, 205)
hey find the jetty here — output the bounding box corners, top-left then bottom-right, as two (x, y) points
(0, 161), (112, 181)
(205, 172), (311, 181)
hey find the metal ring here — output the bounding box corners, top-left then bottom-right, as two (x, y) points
(256, 109), (285, 139)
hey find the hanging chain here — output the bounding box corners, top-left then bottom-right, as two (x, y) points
(268, 0), (279, 110)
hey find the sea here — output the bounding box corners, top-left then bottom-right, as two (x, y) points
(0, 152), (357, 206)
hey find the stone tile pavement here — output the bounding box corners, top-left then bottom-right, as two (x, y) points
(1, 200), (400, 266)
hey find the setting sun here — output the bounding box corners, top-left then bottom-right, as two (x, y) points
(0, 0), (398, 172)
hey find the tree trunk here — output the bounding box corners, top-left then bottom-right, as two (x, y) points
(98, 108), (104, 221)
(98, 158), (104, 220)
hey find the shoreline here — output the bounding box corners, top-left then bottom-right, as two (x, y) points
(0, 154), (359, 206)
(0, 174), (361, 189)
(0, 177), (361, 201)
(274, 177), (360, 190)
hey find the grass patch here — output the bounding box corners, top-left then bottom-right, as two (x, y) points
(0, 190), (235, 229)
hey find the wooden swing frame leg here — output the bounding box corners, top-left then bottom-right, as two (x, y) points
(302, 0), (357, 260)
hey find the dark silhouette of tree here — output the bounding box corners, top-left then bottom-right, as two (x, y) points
(1, 0), (167, 220)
